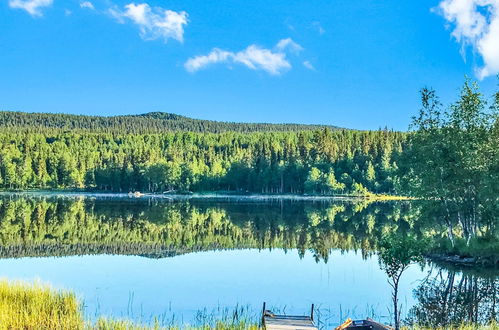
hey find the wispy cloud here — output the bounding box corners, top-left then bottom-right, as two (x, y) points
(8, 0), (53, 16)
(110, 3), (188, 43)
(185, 49), (233, 73)
(80, 1), (94, 10)
(276, 38), (303, 54)
(303, 60), (315, 71)
(312, 21), (325, 35)
(437, 0), (499, 79)
(185, 39), (303, 75)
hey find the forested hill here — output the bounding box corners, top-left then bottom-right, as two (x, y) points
(0, 111), (343, 133)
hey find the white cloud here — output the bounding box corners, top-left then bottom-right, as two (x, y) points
(233, 45), (291, 74)
(185, 48), (233, 73)
(80, 1), (94, 10)
(437, 0), (499, 79)
(276, 38), (303, 54)
(8, 0), (53, 16)
(303, 60), (315, 71)
(185, 38), (303, 75)
(110, 3), (188, 43)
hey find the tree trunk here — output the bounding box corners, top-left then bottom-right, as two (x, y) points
(393, 276), (401, 330)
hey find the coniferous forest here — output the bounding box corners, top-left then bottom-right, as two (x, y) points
(0, 113), (403, 195)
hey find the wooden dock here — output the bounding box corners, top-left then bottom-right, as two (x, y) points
(262, 303), (318, 330)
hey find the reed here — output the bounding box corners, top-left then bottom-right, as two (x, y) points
(91, 318), (164, 330)
(91, 318), (257, 330)
(0, 279), (83, 330)
(404, 325), (498, 330)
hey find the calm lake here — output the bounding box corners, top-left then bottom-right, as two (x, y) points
(0, 192), (496, 328)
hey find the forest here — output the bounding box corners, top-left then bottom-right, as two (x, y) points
(0, 111), (341, 134)
(0, 124), (404, 195)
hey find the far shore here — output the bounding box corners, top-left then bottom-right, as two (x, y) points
(0, 190), (412, 202)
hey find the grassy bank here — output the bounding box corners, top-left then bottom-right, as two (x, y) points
(0, 279), (496, 329)
(428, 236), (499, 267)
(0, 280), (82, 329)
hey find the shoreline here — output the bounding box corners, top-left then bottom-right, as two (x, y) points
(427, 253), (499, 269)
(0, 189), (411, 201)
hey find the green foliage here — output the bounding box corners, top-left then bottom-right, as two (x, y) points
(325, 169), (345, 194)
(379, 233), (425, 330)
(0, 123), (405, 195)
(400, 80), (498, 246)
(352, 182), (370, 196)
(430, 235), (499, 266)
(378, 234), (425, 278)
(304, 167), (323, 194)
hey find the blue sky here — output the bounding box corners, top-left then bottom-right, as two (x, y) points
(1, 0), (498, 130)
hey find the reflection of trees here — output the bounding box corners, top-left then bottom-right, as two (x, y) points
(407, 268), (498, 326)
(0, 242), (184, 258)
(0, 196), (417, 260)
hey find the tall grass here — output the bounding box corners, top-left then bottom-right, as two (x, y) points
(0, 279), (83, 329)
(406, 325), (499, 330)
(92, 318), (164, 330)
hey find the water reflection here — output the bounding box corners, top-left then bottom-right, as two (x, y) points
(0, 194), (417, 261)
(408, 266), (498, 326)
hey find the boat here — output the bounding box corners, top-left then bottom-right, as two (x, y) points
(335, 318), (393, 330)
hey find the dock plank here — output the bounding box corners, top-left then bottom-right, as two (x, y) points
(262, 303), (317, 330)
(264, 315), (317, 330)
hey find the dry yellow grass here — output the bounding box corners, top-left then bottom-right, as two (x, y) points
(0, 279), (83, 330)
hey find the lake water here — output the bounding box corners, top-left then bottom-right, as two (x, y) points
(0, 193), (496, 328)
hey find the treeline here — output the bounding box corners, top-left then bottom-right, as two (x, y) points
(0, 111), (341, 134)
(0, 128), (405, 195)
